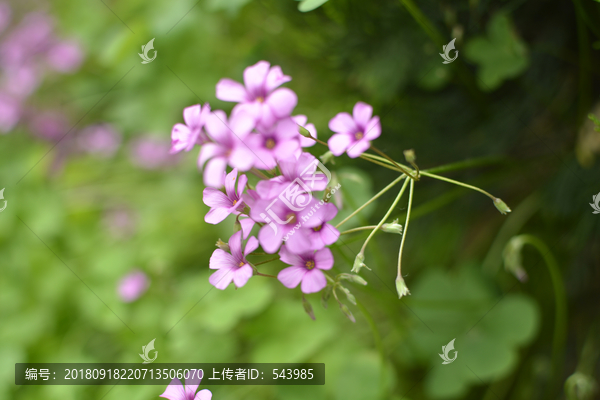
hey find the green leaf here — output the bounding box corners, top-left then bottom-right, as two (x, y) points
(298, 0), (329, 12)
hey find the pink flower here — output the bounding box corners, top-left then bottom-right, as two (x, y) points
(244, 117), (300, 170)
(29, 110), (68, 141)
(160, 371), (211, 400)
(202, 168), (247, 224)
(292, 114), (317, 149)
(328, 102), (381, 158)
(170, 104), (211, 154)
(200, 110), (255, 187)
(250, 198), (323, 254)
(305, 202), (340, 250)
(277, 246), (333, 293)
(255, 152), (328, 199)
(216, 60), (297, 127)
(117, 270), (149, 302)
(78, 124), (121, 158)
(46, 40), (83, 73)
(209, 231), (258, 290)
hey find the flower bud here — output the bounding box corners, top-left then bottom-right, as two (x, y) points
(298, 124), (314, 139)
(493, 198), (512, 215)
(320, 151), (335, 164)
(321, 285), (332, 309)
(382, 219), (403, 234)
(340, 286), (357, 305)
(340, 273), (368, 286)
(395, 276), (411, 299)
(503, 236), (528, 282)
(565, 372), (597, 400)
(351, 253), (370, 273)
(233, 218), (242, 234)
(215, 238), (230, 252)
(404, 149), (416, 163)
(302, 296), (316, 320)
(339, 303), (356, 323)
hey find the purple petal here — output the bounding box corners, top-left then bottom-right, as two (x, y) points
(209, 267), (235, 290)
(239, 217), (255, 239)
(237, 173), (248, 196)
(229, 111), (255, 139)
(346, 140), (370, 158)
(258, 224), (283, 254)
(233, 264), (253, 287)
(364, 116), (381, 140)
(203, 187), (230, 208)
(320, 224), (340, 246)
(265, 65), (291, 93)
(203, 157), (227, 188)
(278, 265), (306, 289)
(195, 389), (212, 400)
(205, 111), (231, 145)
(184, 369), (202, 398)
(228, 145), (255, 171)
(224, 168), (238, 199)
(198, 143), (224, 169)
(209, 249), (236, 270)
(244, 61), (270, 98)
(274, 139), (300, 161)
(327, 133), (352, 156)
(292, 114), (307, 126)
(285, 229), (313, 254)
(244, 236), (259, 257)
(170, 123), (192, 153)
(314, 248), (334, 270)
(278, 245), (303, 266)
(353, 102), (373, 128)
(328, 112), (357, 134)
(266, 88), (297, 119)
(228, 231), (244, 261)
(301, 269), (327, 293)
(204, 207), (231, 224)
(159, 378), (185, 400)
(216, 78), (248, 102)
(183, 104), (202, 128)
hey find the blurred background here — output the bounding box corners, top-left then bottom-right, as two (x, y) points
(1, 0), (599, 399)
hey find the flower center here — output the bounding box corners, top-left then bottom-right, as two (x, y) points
(265, 138), (276, 149)
(286, 213), (297, 224)
(305, 260), (315, 270)
(257, 96), (264, 103)
(355, 132), (364, 140)
(238, 261), (245, 267)
(232, 199), (238, 205)
(313, 225), (322, 232)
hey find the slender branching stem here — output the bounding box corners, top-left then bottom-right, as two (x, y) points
(397, 179), (414, 282)
(370, 145), (417, 179)
(419, 171), (495, 200)
(340, 226), (378, 235)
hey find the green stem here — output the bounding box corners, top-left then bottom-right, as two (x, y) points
(335, 175), (406, 228)
(359, 155), (404, 173)
(397, 179), (414, 283)
(251, 257), (280, 266)
(419, 171), (495, 200)
(370, 145), (417, 179)
(340, 226), (378, 235)
(360, 178), (411, 255)
(251, 168), (270, 180)
(513, 234), (567, 391)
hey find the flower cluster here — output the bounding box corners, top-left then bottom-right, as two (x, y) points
(170, 61), (367, 296)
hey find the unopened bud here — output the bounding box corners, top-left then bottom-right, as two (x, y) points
(404, 149), (416, 163)
(216, 239), (230, 252)
(321, 285), (332, 309)
(382, 219), (403, 234)
(340, 286), (357, 305)
(302, 296), (316, 320)
(320, 151), (335, 164)
(503, 236), (528, 282)
(339, 303), (356, 323)
(352, 253), (370, 273)
(298, 124), (313, 139)
(493, 198), (512, 215)
(565, 372), (597, 400)
(340, 273), (368, 286)
(395, 276), (411, 299)
(233, 218), (242, 234)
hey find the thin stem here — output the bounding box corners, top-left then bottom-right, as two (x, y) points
(255, 272), (277, 278)
(251, 257), (280, 266)
(297, 124), (329, 146)
(359, 154), (404, 173)
(361, 152), (412, 171)
(397, 179), (415, 282)
(251, 168), (270, 180)
(370, 145), (417, 179)
(360, 178), (411, 255)
(419, 171), (495, 200)
(336, 175), (406, 228)
(340, 226), (378, 235)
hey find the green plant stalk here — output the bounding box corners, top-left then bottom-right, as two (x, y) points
(335, 174), (407, 228)
(359, 178), (411, 255)
(397, 179), (414, 286)
(340, 226), (378, 235)
(515, 234), (567, 391)
(419, 171), (495, 199)
(370, 145), (417, 179)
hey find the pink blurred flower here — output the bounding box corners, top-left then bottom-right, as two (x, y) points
(170, 104), (211, 154)
(200, 110), (255, 187)
(29, 110), (68, 141)
(0, 92), (20, 132)
(0, 2), (11, 35)
(2, 64), (39, 98)
(0, 13), (54, 68)
(129, 135), (179, 170)
(202, 168), (247, 224)
(209, 231), (258, 290)
(277, 246), (333, 293)
(46, 40), (83, 73)
(244, 117), (300, 170)
(328, 101), (381, 158)
(216, 60), (297, 128)
(78, 124), (121, 157)
(117, 270), (149, 302)
(160, 372), (211, 400)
